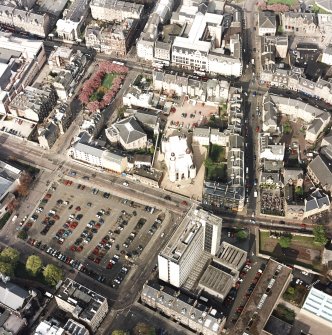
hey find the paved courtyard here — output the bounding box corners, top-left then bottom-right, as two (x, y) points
(165, 100), (218, 134)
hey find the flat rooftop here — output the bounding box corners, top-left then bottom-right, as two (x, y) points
(232, 259), (292, 335)
(214, 242), (247, 271)
(56, 278), (107, 322)
(198, 265), (233, 298)
(160, 206), (222, 263)
(133, 167), (163, 182)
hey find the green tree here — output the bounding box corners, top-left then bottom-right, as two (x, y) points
(295, 186), (303, 195)
(112, 331), (128, 335)
(17, 231), (28, 240)
(133, 323), (156, 335)
(26, 255), (43, 276)
(204, 157), (213, 168)
(236, 230), (248, 240)
(0, 261), (14, 276)
(279, 235), (292, 249)
(43, 264), (63, 286)
(313, 225), (328, 246)
(0, 247), (20, 265)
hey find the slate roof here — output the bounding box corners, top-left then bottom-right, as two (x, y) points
(308, 154), (332, 187)
(114, 116), (146, 145)
(284, 168), (303, 183)
(134, 109), (159, 127)
(259, 11), (276, 29)
(72, 142), (103, 158)
(321, 132), (332, 148)
(0, 281), (29, 311)
(263, 93), (278, 129)
(305, 189), (330, 212)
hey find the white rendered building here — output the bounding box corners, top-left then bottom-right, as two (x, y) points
(161, 134), (196, 183)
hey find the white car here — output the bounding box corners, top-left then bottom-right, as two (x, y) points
(122, 182), (129, 187)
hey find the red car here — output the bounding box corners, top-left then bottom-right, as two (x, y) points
(75, 206), (81, 211)
(76, 245), (83, 252)
(94, 258), (101, 264)
(256, 126), (260, 132)
(181, 200), (188, 206)
(70, 245), (76, 252)
(106, 261), (113, 269)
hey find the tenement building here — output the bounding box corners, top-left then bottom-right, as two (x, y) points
(90, 0), (143, 21)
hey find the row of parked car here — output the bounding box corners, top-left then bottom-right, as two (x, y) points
(27, 237), (108, 283)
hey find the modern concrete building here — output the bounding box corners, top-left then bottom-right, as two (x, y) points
(55, 278), (108, 332)
(0, 33), (46, 115)
(34, 319), (89, 335)
(214, 242), (247, 271)
(301, 287), (332, 327)
(90, 0), (143, 21)
(171, 11), (242, 77)
(158, 206), (222, 287)
(198, 265), (234, 301)
(0, 160), (22, 202)
(233, 259), (292, 335)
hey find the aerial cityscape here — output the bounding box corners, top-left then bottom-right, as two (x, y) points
(0, 0), (331, 334)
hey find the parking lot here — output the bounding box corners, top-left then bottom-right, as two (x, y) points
(20, 177), (166, 289)
(165, 100), (218, 135)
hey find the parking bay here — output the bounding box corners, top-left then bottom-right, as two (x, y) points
(25, 178), (165, 287)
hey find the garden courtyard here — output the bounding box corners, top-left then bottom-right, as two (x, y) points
(79, 61), (128, 112)
(259, 230), (323, 271)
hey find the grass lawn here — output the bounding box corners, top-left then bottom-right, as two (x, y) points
(259, 231), (323, 271)
(273, 304), (296, 324)
(210, 144), (226, 163)
(283, 284), (307, 306)
(90, 73), (117, 102)
(206, 163), (227, 182)
(102, 73), (116, 88)
(291, 234), (323, 250)
(260, 231), (322, 251)
(267, 0), (297, 5)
